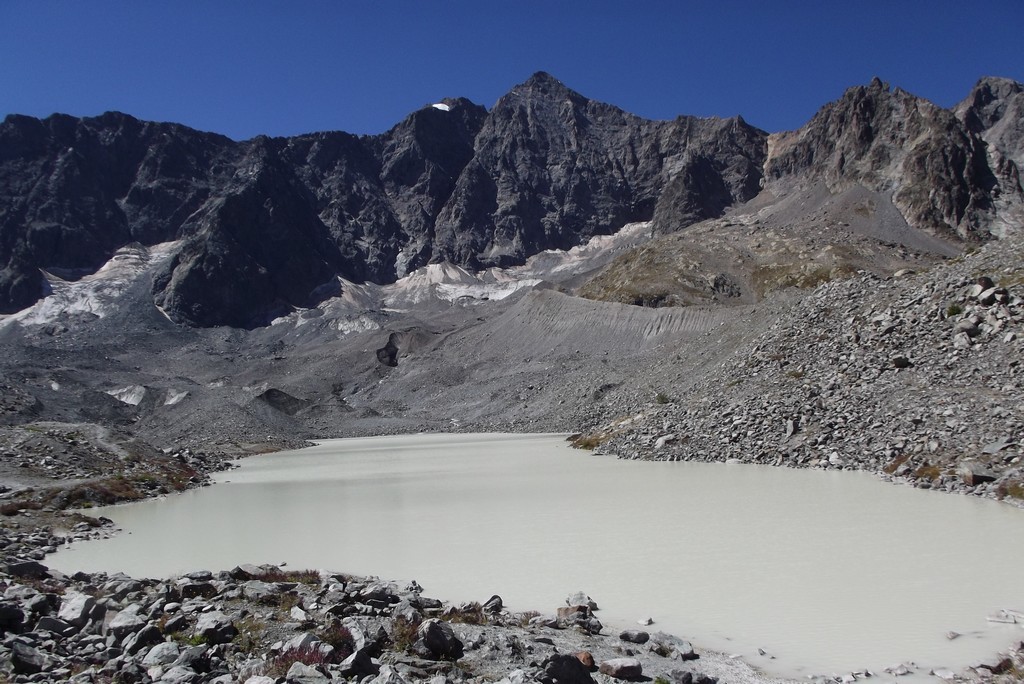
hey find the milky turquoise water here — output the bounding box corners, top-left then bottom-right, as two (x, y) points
(49, 433), (1024, 678)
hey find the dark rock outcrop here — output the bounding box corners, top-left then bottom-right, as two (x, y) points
(0, 112), (233, 313)
(255, 388), (310, 416)
(376, 333), (400, 367)
(432, 72), (766, 265)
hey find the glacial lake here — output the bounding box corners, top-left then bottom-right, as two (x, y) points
(49, 433), (1024, 679)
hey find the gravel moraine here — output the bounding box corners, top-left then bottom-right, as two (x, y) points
(580, 237), (1024, 508)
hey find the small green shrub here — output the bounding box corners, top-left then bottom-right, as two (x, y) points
(390, 617), (419, 653)
(260, 568), (321, 584)
(999, 481), (1024, 500)
(233, 616), (266, 654)
(277, 593), (300, 614)
(946, 303), (964, 317)
(655, 392), (671, 404)
(443, 602), (486, 625)
(513, 610), (541, 627)
(263, 646), (330, 678)
(318, 623), (354, 661)
(172, 633), (208, 647)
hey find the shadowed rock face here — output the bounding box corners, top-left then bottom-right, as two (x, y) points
(1, 74), (1021, 327)
(0, 73), (766, 326)
(432, 72), (767, 265)
(0, 112), (234, 314)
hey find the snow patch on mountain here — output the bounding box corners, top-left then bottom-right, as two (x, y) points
(0, 241), (181, 328)
(106, 385), (146, 406)
(163, 390), (188, 406)
(269, 221), (654, 328)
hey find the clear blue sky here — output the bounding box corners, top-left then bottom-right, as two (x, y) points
(2, 1), (1022, 141)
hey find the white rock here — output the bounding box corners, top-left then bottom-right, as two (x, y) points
(142, 642), (181, 667)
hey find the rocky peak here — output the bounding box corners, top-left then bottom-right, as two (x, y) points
(956, 76), (1024, 132)
(518, 70), (572, 94)
(955, 77), (1024, 197)
(765, 79), (1000, 240)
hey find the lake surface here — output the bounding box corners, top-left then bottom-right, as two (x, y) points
(49, 433), (1024, 678)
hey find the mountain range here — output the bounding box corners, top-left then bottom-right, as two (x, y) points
(3, 73), (1020, 328)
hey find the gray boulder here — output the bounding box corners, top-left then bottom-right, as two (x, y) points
(483, 595), (503, 614)
(369, 664), (408, 684)
(10, 641), (55, 674)
(194, 611), (237, 644)
(241, 580), (280, 602)
(3, 561), (49, 580)
(566, 592), (599, 611)
(958, 461), (998, 485)
(57, 591), (97, 627)
(599, 657), (643, 680)
(123, 624), (164, 655)
(171, 645), (210, 672)
(162, 613), (188, 634)
(411, 618), (464, 660)
(668, 670), (717, 684)
(649, 632), (698, 660)
(142, 641), (182, 667)
(391, 598), (423, 624)
(541, 653), (596, 684)
(0, 603), (24, 635)
(108, 605), (147, 639)
(34, 616), (76, 637)
(972, 654), (1013, 674)
(619, 630), (649, 644)
(179, 581), (217, 599)
(160, 665), (198, 683)
(286, 661), (330, 683)
(339, 647), (380, 678)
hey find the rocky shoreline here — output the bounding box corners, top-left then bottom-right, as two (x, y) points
(0, 538), (799, 684)
(1, 456), (1024, 684)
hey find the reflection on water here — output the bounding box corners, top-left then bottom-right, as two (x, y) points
(49, 433), (1024, 678)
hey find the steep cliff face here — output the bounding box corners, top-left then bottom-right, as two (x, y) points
(954, 76), (1024, 236)
(0, 112), (233, 313)
(764, 78), (1009, 241)
(432, 73), (767, 267)
(151, 140), (345, 328)
(372, 98), (489, 277)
